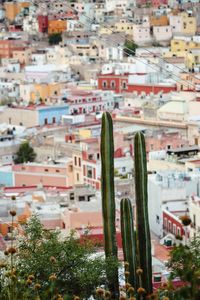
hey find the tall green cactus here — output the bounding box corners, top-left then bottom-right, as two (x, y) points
(100, 112), (119, 297)
(120, 198), (137, 289)
(134, 132), (153, 294)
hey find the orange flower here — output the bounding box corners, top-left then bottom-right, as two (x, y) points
(137, 287), (146, 294)
(96, 288), (105, 296)
(9, 210), (16, 217)
(8, 247), (17, 254)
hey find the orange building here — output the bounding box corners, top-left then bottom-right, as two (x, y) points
(150, 15), (169, 27)
(0, 40), (28, 58)
(4, 1), (30, 21)
(48, 19), (67, 34)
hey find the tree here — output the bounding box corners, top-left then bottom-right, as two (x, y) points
(14, 141), (36, 164)
(48, 33), (62, 45)
(124, 40), (138, 56)
(12, 216), (116, 299)
(167, 236), (200, 300)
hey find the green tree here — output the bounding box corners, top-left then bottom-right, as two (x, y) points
(12, 216), (116, 299)
(124, 40), (138, 56)
(167, 236), (200, 300)
(14, 141), (36, 164)
(48, 33), (62, 45)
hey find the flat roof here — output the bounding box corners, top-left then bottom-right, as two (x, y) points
(167, 145), (199, 154)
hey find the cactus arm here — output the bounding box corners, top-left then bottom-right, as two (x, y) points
(134, 132), (153, 294)
(120, 198), (137, 288)
(101, 112), (119, 297)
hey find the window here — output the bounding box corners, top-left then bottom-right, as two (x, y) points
(177, 227), (181, 236)
(56, 170), (60, 173)
(78, 157), (81, 167)
(122, 81), (127, 89)
(74, 156), (77, 166)
(173, 224), (176, 234)
(52, 117), (56, 124)
(122, 167), (126, 172)
(102, 81), (107, 88)
(44, 169), (49, 172)
(168, 220), (171, 232)
(87, 168), (93, 178)
(111, 81), (115, 88)
(156, 215), (160, 224)
(44, 118), (48, 125)
(76, 173), (79, 181)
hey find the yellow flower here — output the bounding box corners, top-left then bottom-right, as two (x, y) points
(28, 274), (34, 280)
(124, 271), (130, 277)
(49, 274), (57, 281)
(128, 286), (135, 294)
(136, 268), (143, 275)
(105, 291), (111, 298)
(50, 256), (56, 263)
(26, 279), (32, 285)
(125, 282), (131, 290)
(34, 283), (41, 289)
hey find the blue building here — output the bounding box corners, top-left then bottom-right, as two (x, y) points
(37, 105), (69, 126)
(0, 166), (13, 186)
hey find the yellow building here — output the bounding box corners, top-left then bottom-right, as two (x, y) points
(98, 25), (115, 35)
(4, 2), (30, 21)
(48, 20), (67, 34)
(181, 12), (197, 36)
(164, 39), (200, 68)
(30, 83), (61, 102)
(115, 21), (133, 35)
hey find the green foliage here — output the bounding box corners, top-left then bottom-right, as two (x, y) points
(167, 236), (200, 299)
(0, 216), (118, 299)
(100, 112), (119, 298)
(48, 33), (62, 45)
(124, 40), (138, 56)
(14, 141), (36, 164)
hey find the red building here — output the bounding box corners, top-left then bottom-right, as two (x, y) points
(38, 15), (48, 33)
(98, 73), (176, 95)
(98, 73), (129, 94)
(163, 209), (187, 238)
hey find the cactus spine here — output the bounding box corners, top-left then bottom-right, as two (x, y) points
(134, 132), (153, 294)
(120, 198), (137, 288)
(100, 112), (119, 297)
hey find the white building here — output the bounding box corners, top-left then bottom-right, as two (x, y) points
(148, 171), (200, 237)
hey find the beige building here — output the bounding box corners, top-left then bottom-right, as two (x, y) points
(0, 107), (38, 127)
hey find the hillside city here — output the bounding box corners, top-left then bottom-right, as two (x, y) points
(0, 0), (200, 299)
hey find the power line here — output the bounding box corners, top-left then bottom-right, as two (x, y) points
(62, 5), (196, 90)
(64, 4), (199, 88)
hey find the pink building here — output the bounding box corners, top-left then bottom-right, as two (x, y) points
(12, 160), (74, 188)
(145, 131), (188, 154)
